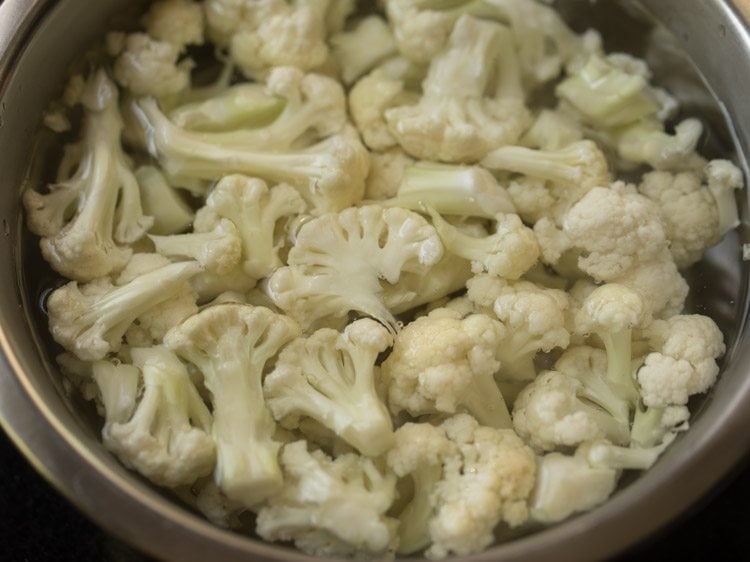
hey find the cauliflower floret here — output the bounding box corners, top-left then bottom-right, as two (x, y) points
(135, 90), (369, 214)
(544, 183), (689, 318)
(428, 210), (539, 279)
(467, 275), (570, 381)
(193, 175), (306, 280)
(386, 414), (535, 559)
(385, 16), (530, 163)
(23, 71), (153, 281)
(382, 308), (512, 428)
(256, 440), (398, 557)
(385, 422), (458, 555)
(637, 315), (725, 407)
(349, 57), (423, 152)
(264, 319), (395, 456)
(47, 260), (202, 361)
(164, 304), (300, 507)
(116, 254), (200, 347)
(638, 170), (720, 267)
(705, 158), (744, 235)
(565, 184), (666, 280)
(637, 159), (744, 268)
(114, 33), (193, 98)
(482, 140), (610, 225)
(267, 205), (443, 332)
(431, 415), (535, 558)
(574, 283), (647, 405)
(142, 0), (205, 50)
(94, 347), (215, 488)
(512, 370), (629, 451)
(612, 256), (689, 320)
(205, 0), (331, 78)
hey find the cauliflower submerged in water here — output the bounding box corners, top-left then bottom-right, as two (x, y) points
(27, 0), (741, 559)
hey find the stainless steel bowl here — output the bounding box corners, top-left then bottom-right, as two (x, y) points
(1, 1), (749, 561)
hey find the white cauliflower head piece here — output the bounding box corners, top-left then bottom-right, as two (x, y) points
(564, 184), (668, 280)
(512, 370), (629, 451)
(205, 0), (330, 78)
(385, 16), (530, 163)
(114, 33), (193, 97)
(264, 318), (395, 456)
(467, 275), (570, 381)
(386, 415), (536, 559)
(267, 205), (443, 332)
(164, 304), (300, 508)
(47, 260), (202, 361)
(142, 0), (205, 50)
(429, 414), (536, 559)
(638, 170), (720, 268)
(94, 347), (215, 488)
(637, 314), (725, 407)
(382, 307), (512, 428)
(24, 71), (153, 282)
(256, 440), (398, 557)
(193, 175), (306, 280)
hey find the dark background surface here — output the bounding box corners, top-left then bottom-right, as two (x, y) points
(1, 429), (748, 562)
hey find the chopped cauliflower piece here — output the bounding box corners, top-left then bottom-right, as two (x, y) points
(267, 205), (443, 332)
(256, 440), (398, 557)
(114, 33), (193, 98)
(385, 16), (530, 163)
(193, 175), (306, 280)
(382, 307), (512, 428)
(387, 414), (536, 559)
(142, 0), (205, 50)
(513, 370), (629, 451)
(48, 260), (202, 361)
(467, 275), (571, 381)
(637, 315), (725, 407)
(94, 347), (215, 487)
(204, 0), (331, 78)
(164, 304), (300, 507)
(428, 209), (539, 279)
(264, 319), (395, 456)
(23, 71), (153, 281)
